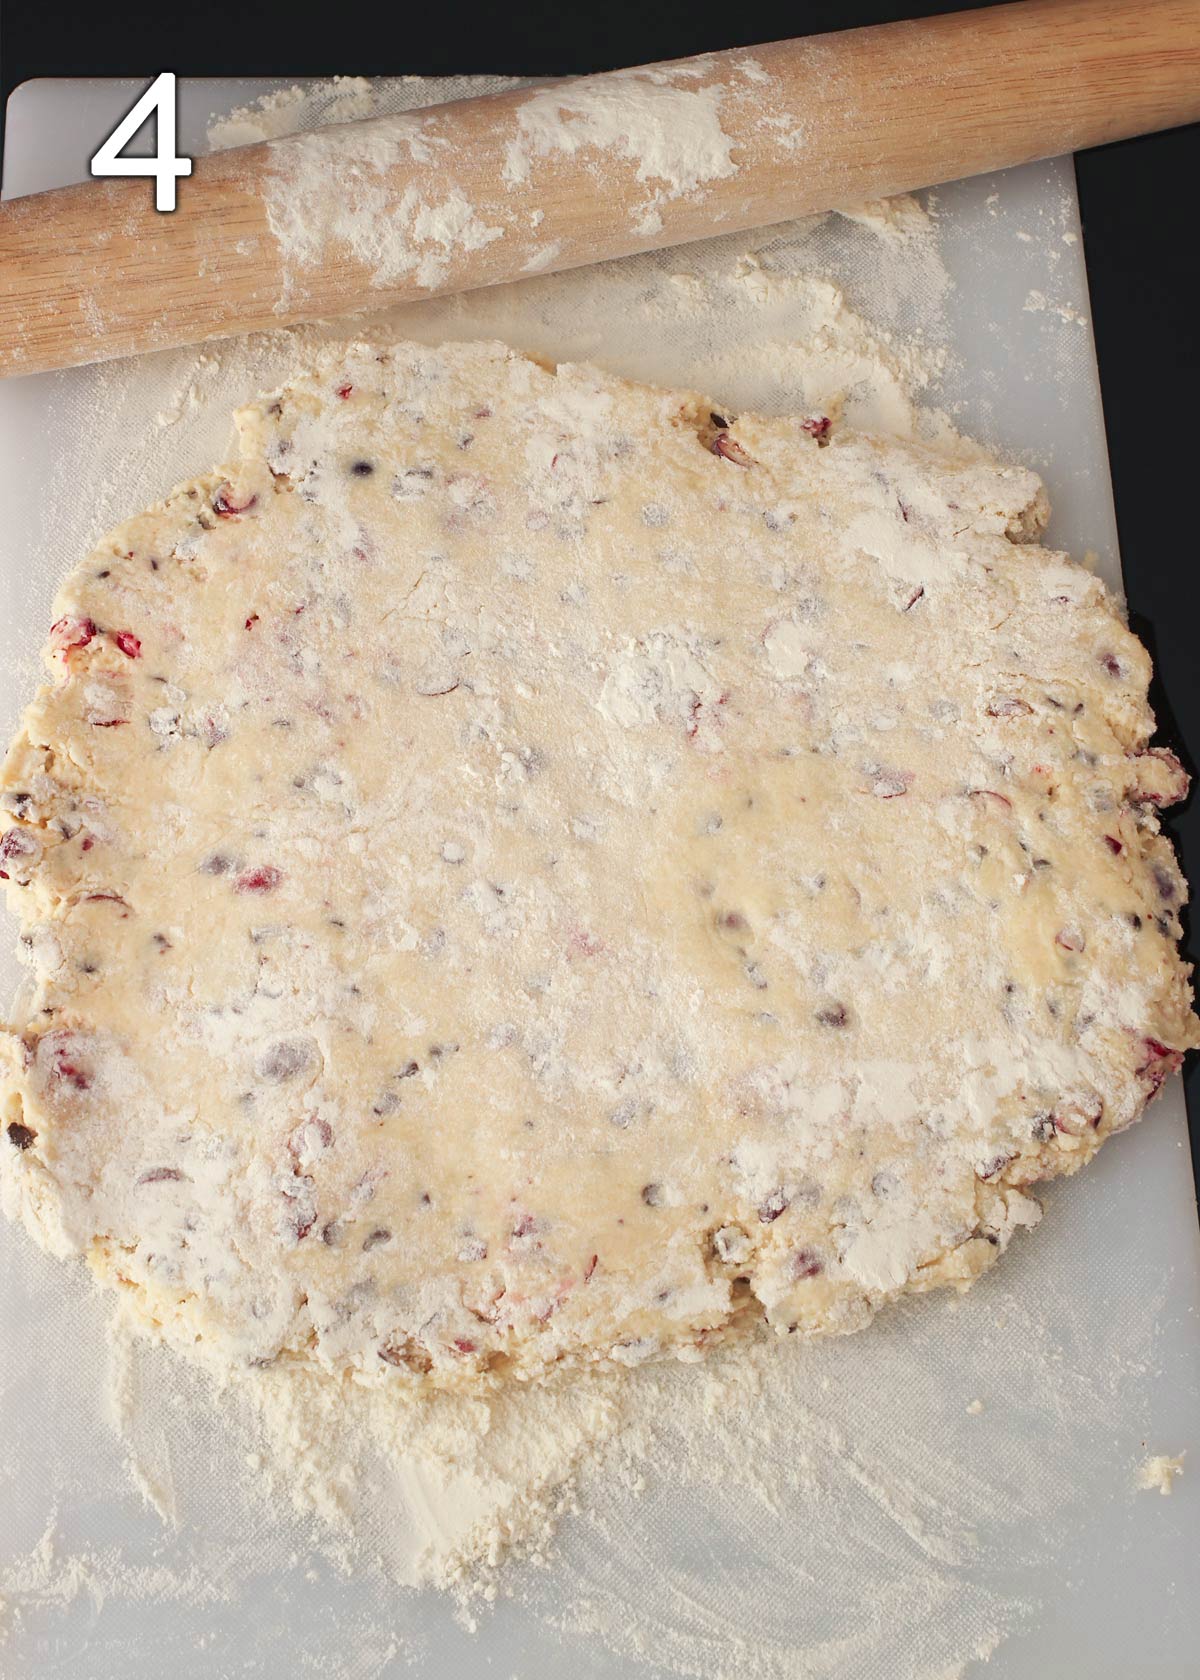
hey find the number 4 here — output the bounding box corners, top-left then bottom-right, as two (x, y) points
(91, 72), (193, 213)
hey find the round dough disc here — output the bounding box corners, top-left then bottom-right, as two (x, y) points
(1, 340), (1195, 1387)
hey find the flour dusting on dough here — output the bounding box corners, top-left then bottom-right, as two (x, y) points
(5, 338), (1191, 1398)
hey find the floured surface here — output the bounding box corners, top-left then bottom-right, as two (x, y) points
(1, 76), (1198, 1680)
(3, 1180), (1198, 1680)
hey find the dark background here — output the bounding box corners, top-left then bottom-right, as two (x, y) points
(2, 0), (1197, 1183)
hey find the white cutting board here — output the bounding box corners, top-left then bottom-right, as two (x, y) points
(1, 79), (1199, 1680)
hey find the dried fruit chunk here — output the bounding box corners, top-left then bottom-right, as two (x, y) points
(212, 484), (258, 519)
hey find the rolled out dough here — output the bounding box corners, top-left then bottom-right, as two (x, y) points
(1, 340), (1195, 1388)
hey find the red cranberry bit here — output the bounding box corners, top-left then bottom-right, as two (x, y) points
(199, 714), (229, 749)
(212, 485), (258, 518)
(1103, 835), (1123, 855)
(871, 769), (912, 798)
(711, 433), (755, 468)
(1055, 927), (1086, 953)
(44, 1036), (92, 1091)
(968, 789), (1013, 814)
(801, 415), (831, 442)
(1142, 1036), (1175, 1063)
(465, 1286), (506, 1325)
(90, 718), (128, 728)
(0, 827), (40, 878)
(1099, 653), (1124, 678)
(1130, 748), (1189, 807)
(138, 1166), (185, 1184)
(986, 697), (1033, 718)
(1053, 1096), (1104, 1136)
(1137, 1037), (1183, 1094)
(568, 927), (606, 958)
(7, 1121), (36, 1151)
(1152, 864), (1178, 903)
(336, 382), (353, 399)
(50, 616), (97, 657)
(685, 689), (729, 743)
(110, 631), (141, 659)
(245, 613), (260, 630)
(235, 865), (282, 893)
(789, 1247), (823, 1281)
(901, 586), (925, 611)
(80, 896), (128, 931)
(584, 1253), (598, 1283)
(257, 1038), (313, 1083)
(452, 1338), (477, 1356)
(81, 836), (94, 852)
(815, 1003), (848, 1029)
(378, 1338), (432, 1374)
(290, 1206), (318, 1242)
(758, 1188), (790, 1223)
(975, 1153), (1014, 1182)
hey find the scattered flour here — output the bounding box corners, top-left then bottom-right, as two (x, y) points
(243, 62), (748, 301)
(1, 1227), (1180, 1680)
(207, 76), (517, 151)
(836, 195), (933, 241)
(261, 124), (504, 294)
(1024, 288), (1088, 327)
(500, 67), (737, 197)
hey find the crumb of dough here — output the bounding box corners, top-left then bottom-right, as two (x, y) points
(1136, 1452), (1186, 1496)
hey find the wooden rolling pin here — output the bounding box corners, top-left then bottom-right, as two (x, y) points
(2, 0), (1198, 379)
